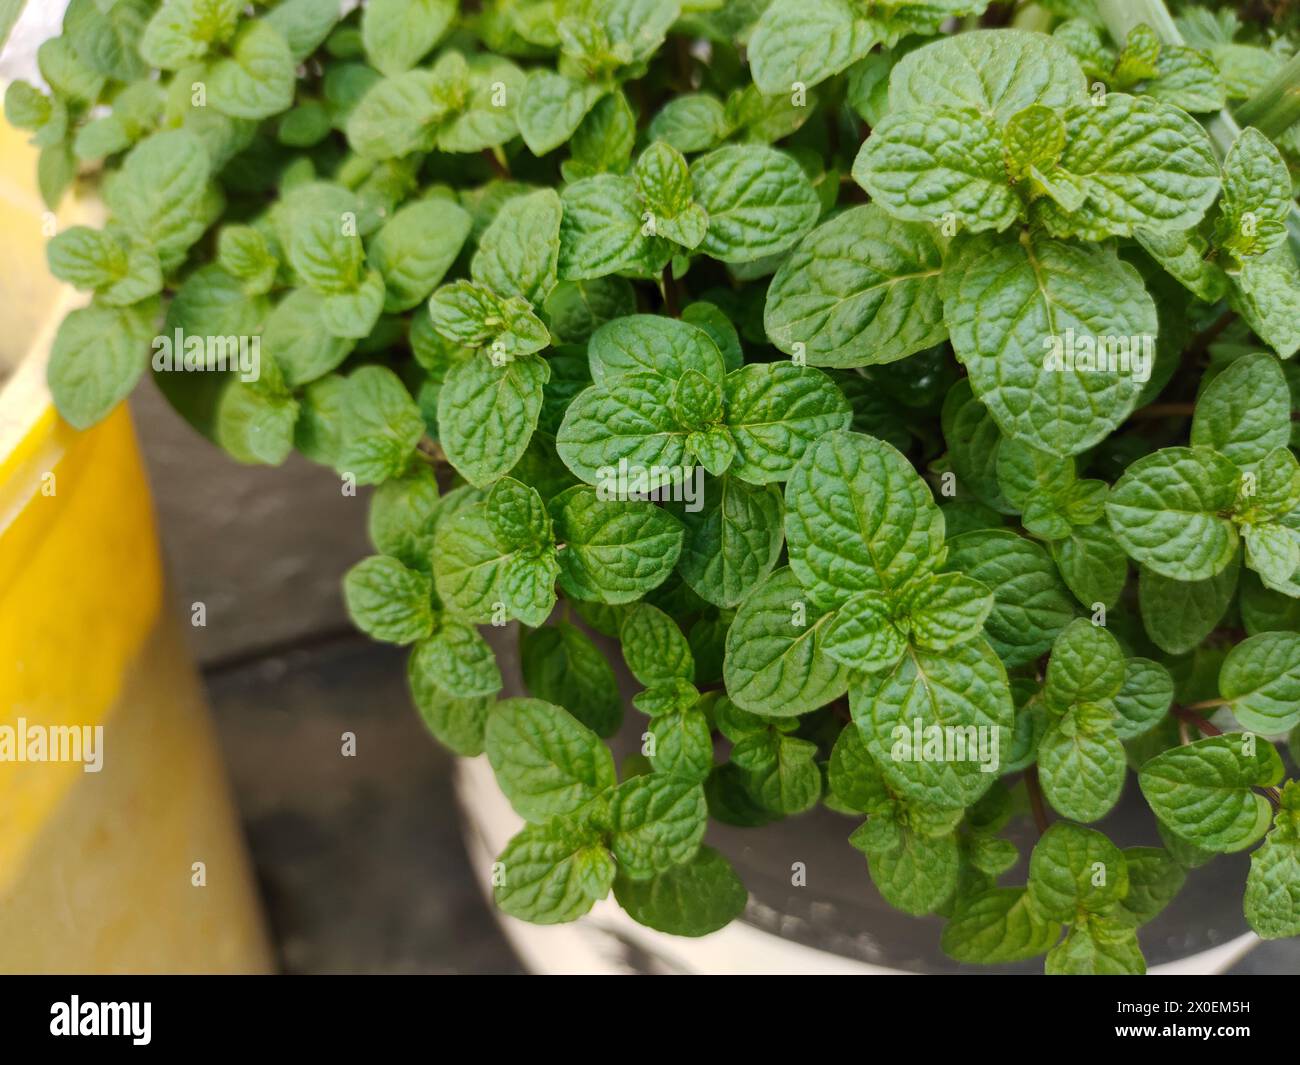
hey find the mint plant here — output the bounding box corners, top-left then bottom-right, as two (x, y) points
(13, 0), (1300, 973)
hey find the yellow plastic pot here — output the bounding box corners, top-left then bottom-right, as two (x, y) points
(0, 122), (272, 973)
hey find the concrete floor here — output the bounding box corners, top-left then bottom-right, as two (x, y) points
(203, 634), (522, 974)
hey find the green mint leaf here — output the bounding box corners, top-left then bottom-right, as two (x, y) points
(48, 299), (158, 430)
(747, 0), (873, 94)
(1045, 914), (1145, 975)
(557, 173), (654, 280)
(346, 68), (451, 159)
(902, 572), (996, 652)
(690, 145), (820, 263)
(730, 730), (822, 815)
(1191, 352), (1291, 471)
(687, 427), (736, 478)
(565, 91), (636, 181)
(517, 70), (605, 156)
(633, 680), (699, 718)
(436, 54), (526, 154)
(1244, 791), (1300, 939)
(320, 268), (385, 339)
(1003, 104), (1065, 181)
(485, 697), (616, 822)
(521, 622), (622, 738)
(410, 619), (502, 699)
(1037, 95), (1220, 239)
(1044, 618), (1125, 708)
(860, 103), (1024, 232)
(1219, 632), (1300, 735)
(675, 476), (784, 609)
(941, 380), (1014, 515)
(360, 0), (453, 75)
(437, 352), (548, 488)
(550, 485), (684, 604)
(1145, 43), (1224, 111)
(613, 845), (747, 937)
(471, 188), (562, 307)
(854, 817), (960, 915)
(942, 887), (1062, 964)
(372, 198), (472, 312)
(293, 375), (348, 467)
(609, 773), (708, 878)
(260, 290), (351, 388)
(487, 476), (552, 552)
(672, 368), (723, 428)
(140, 0), (240, 69)
(587, 314), (725, 388)
(890, 29), (1088, 122)
(1232, 247), (1300, 359)
(1218, 128), (1292, 261)
(265, 0), (342, 63)
(619, 602), (694, 688)
(543, 277), (636, 345)
(427, 280), (550, 357)
(1138, 557), (1239, 656)
(823, 592), (908, 672)
(64, 0), (151, 84)
(216, 224), (278, 296)
(103, 129), (210, 266)
(647, 707), (713, 782)
(556, 371), (689, 485)
(1243, 523), (1300, 594)
(1051, 524), (1129, 611)
(408, 661), (490, 757)
(995, 436), (1073, 510)
(942, 530), (1076, 667)
(851, 638), (1013, 808)
(1118, 847), (1186, 927)
(828, 722), (890, 813)
(338, 366), (424, 485)
(764, 203), (945, 368)
(278, 182), (364, 293)
(723, 363), (851, 485)
(204, 20), (295, 120)
(646, 93), (731, 154)
(1139, 734), (1283, 853)
(722, 567), (849, 717)
(434, 497), (559, 627)
(343, 554), (435, 644)
(1111, 658), (1174, 740)
(1106, 446), (1240, 582)
(635, 140), (706, 250)
(942, 231), (1156, 456)
(1027, 822), (1128, 922)
(214, 379), (298, 466)
(1038, 703), (1125, 822)
(785, 430), (944, 610)
(493, 816), (604, 924)
(368, 464), (440, 572)
(47, 226), (163, 307)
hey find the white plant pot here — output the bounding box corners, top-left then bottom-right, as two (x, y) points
(455, 623), (1261, 976)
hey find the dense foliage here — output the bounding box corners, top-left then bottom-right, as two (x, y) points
(9, 0), (1300, 973)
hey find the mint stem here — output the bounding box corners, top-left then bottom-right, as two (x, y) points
(1024, 767), (1049, 836)
(1235, 51), (1300, 139)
